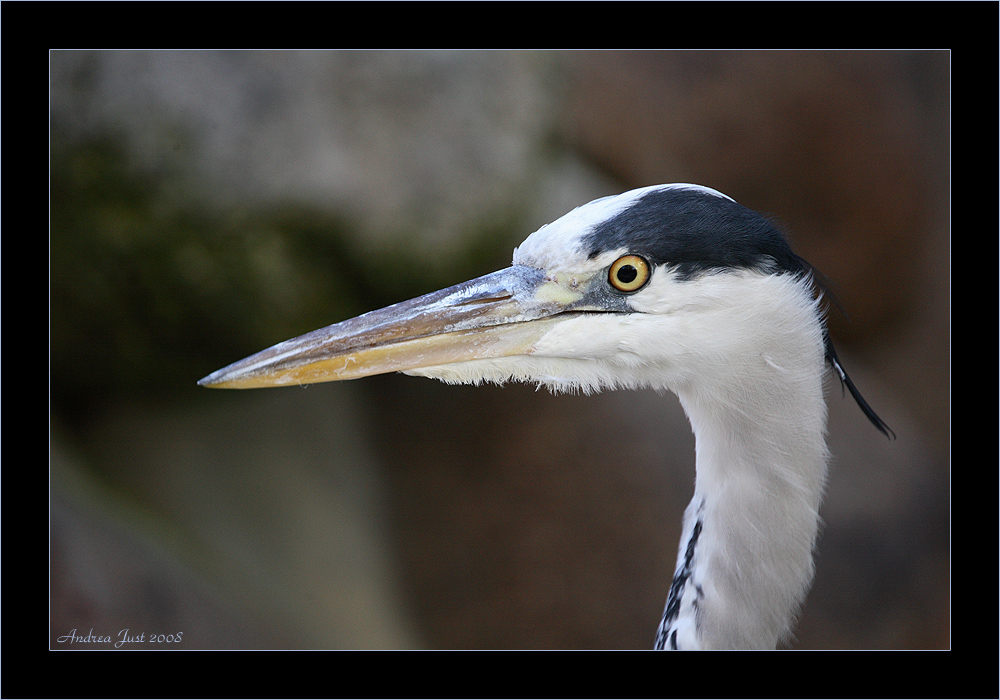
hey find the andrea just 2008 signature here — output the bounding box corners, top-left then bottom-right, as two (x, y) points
(55, 628), (183, 648)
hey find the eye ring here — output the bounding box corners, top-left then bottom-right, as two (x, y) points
(608, 255), (651, 293)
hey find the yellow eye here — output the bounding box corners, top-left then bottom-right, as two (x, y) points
(608, 255), (650, 293)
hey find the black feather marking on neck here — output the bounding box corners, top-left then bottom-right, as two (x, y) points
(655, 508), (704, 650)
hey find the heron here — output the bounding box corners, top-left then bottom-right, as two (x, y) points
(199, 183), (893, 650)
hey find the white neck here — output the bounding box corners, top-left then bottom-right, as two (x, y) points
(655, 277), (830, 650)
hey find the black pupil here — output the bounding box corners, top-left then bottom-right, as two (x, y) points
(617, 265), (638, 284)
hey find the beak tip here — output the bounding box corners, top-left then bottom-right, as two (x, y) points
(198, 368), (235, 388)
(197, 364), (296, 389)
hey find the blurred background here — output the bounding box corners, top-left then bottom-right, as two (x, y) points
(50, 50), (949, 649)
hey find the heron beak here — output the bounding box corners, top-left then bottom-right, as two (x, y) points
(198, 265), (591, 389)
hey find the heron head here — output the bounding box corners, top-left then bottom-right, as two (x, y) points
(198, 184), (814, 394)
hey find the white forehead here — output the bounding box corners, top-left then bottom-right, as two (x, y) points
(512, 183), (733, 270)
